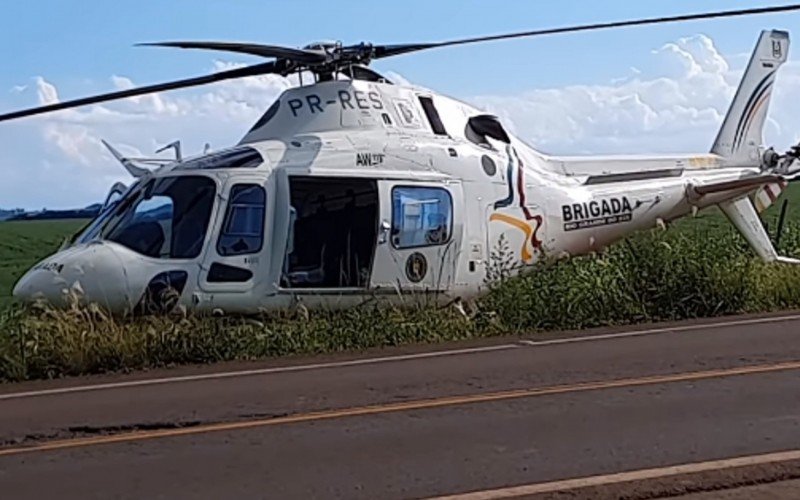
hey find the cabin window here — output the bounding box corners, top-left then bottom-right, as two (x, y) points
(391, 187), (453, 249)
(465, 115), (510, 148)
(418, 96), (447, 136)
(217, 184), (266, 256)
(207, 263), (254, 283)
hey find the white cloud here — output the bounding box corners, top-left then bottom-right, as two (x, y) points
(0, 65), (292, 208)
(471, 34), (800, 155)
(3, 34), (800, 209)
(35, 77), (60, 105)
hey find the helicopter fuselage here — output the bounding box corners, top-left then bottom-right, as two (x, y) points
(9, 77), (776, 313)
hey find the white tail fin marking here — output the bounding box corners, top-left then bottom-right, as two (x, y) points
(712, 30), (789, 164)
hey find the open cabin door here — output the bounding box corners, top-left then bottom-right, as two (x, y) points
(281, 175), (379, 291)
(371, 180), (462, 293)
(198, 174), (270, 295)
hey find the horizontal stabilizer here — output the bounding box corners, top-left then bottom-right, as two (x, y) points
(691, 174), (783, 197)
(101, 140), (150, 178)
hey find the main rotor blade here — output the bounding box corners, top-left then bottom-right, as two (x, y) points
(139, 41), (326, 64)
(0, 61), (277, 123)
(373, 3), (800, 59)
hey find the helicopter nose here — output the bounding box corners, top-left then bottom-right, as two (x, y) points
(13, 243), (132, 311)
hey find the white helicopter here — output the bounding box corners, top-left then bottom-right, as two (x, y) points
(8, 5), (800, 314)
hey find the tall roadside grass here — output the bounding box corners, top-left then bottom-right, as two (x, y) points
(484, 223), (800, 332)
(0, 301), (491, 382)
(2, 222), (800, 383)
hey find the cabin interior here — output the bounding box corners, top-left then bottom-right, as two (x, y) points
(283, 177), (378, 288)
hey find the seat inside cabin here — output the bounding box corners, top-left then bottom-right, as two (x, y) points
(283, 177), (378, 288)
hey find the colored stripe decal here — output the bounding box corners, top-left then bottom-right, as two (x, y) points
(732, 71), (774, 152)
(493, 154), (515, 209)
(764, 184), (778, 203)
(735, 86), (772, 151)
(513, 150), (544, 250)
(489, 213), (535, 261)
(733, 71), (773, 141)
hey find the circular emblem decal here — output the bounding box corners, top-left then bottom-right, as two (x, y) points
(405, 252), (428, 283)
(481, 155), (497, 176)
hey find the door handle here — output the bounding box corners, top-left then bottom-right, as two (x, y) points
(378, 220), (391, 244)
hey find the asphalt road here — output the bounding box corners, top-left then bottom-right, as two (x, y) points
(3, 313), (800, 499)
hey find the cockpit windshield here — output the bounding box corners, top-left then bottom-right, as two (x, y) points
(79, 176), (217, 259)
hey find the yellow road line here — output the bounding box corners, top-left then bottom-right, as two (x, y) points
(428, 449), (800, 499)
(3, 360), (800, 457)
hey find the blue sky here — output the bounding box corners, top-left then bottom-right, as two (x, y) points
(2, 0), (798, 95)
(2, 0), (800, 208)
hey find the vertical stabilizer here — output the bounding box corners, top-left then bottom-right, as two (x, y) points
(719, 196), (800, 264)
(712, 30), (789, 165)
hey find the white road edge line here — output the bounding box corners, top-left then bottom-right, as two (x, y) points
(428, 448), (800, 499)
(518, 313), (800, 346)
(0, 344), (519, 400)
(2, 313), (799, 401)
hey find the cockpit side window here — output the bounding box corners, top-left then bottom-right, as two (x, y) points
(217, 184), (266, 256)
(104, 176), (216, 259)
(418, 96), (448, 136)
(75, 180), (142, 245)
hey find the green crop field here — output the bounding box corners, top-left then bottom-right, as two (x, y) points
(0, 219), (88, 308)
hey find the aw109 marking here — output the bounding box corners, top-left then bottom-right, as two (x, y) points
(5, 6), (800, 314)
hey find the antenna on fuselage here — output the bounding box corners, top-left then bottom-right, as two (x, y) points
(155, 140), (182, 162)
(101, 140), (150, 178)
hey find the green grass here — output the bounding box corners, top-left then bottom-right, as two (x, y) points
(3, 220), (800, 383)
(2, 187), (800, 382)
(0, 219), (88, 308)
